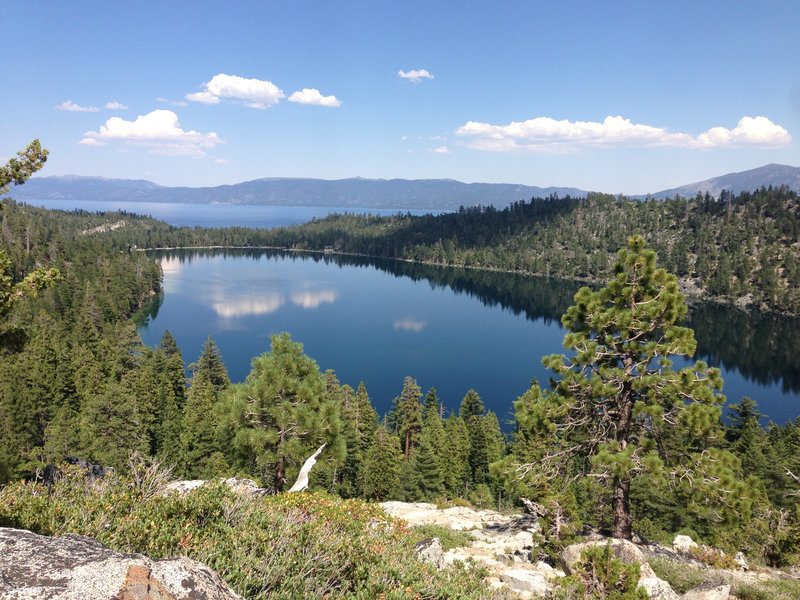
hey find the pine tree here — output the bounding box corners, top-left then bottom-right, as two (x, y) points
(221, 333), (344, 492)
(361, 427), (402, 501)
(424, 387), (441, 419)
(180, 376), (222, 478)
(392, 376), (423, 461)
(460, 389), (489, 484)
(511, 236), (747, 540)
(441, 413), (471, 497)
(193, 336), (230, 392)
(334, 378), (378, 497)
(412, 418), (445, 500)
(79, 382), (148, 470)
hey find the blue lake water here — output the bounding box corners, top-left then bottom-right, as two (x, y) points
(23, 198), (442, 228)
(138, 249), (800, 429)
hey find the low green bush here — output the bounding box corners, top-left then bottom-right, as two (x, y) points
(411, 524), (476, 551)
(0, 464), (513, 599)
(553, 543), (648, 600)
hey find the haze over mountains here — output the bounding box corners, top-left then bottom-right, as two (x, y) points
(15, 163), (800, 211)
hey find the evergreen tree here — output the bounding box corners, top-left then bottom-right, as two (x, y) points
(180, 376), (222, 478)
(360, 426), (402, 501)
(193, 335), (230, 392)
(441, 413), (471, 497)
(334, 378), (378, 497)
(392, 376), (423, 461)
(511, 236), (747, 540)
(460, 389), (489, 485)
(79, 381), (148, 470)
(411, 418), (445, 500)
(221, 333), (344, 492)
(424, 387), (441, 419)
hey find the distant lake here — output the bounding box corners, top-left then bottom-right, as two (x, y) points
(137, 249), (800, 429)
(22, 199), (444, 228)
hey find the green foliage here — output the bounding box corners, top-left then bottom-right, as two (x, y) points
(0, 139), (48, 194)
(219, 333), (345, 492)
(360, 427), (402, 501)
(645, 558), (706, 594)
(554, 543), (648, 599)
(0, 462), (512, 600)
(509, 236), (747, 540)
(411, 524), (476, 551)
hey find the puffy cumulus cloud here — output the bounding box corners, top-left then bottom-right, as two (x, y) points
(694, 116), (791, 148)
(431, 146), (451, 154)
(104, 101), (128, 110)
(288, 88), (342, 107)
(187, 73), (285, 109)
(394, 317), (428, 333)
(398, 69), (434, 83)
(455, 115), (791, 151)
(80, 109), (221, 156)
(56, 100), (99, 112)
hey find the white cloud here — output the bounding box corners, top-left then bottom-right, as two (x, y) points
(187, 73), (285, 108)
(80, 109), (221, 156)
(56, 100), (99, 112)
(105, 101), (128, 110)
(455, 115), (791, 151)
(288, 88), (342, 107)
(398, 69), (434, 83)
(214, 158), (228, 164)
(431, 146), (451, 154)
(394, 317), (428, 333)
(78, 137), (105, 147)
(694, 116), (791, 148)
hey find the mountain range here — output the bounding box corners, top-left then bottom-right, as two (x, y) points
(12, 163), (800, 211)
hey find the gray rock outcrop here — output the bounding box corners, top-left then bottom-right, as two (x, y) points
(414, 537), (444, 569)
(679, 582), (731, 600)
(673, 534), (699, 553)
(0, 527), (243, 600)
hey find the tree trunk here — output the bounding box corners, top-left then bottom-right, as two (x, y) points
(612, 476), (632, 540)
(275, 454), (285, 492)
(613, 367), (634, 540)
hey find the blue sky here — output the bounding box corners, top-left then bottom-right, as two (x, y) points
(3, 0), (799, 194)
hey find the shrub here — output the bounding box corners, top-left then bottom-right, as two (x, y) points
(0, 465), (514, 599)
(411, 524), (476, 551)
(553, 543), (648, 600)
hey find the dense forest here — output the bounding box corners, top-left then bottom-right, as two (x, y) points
(1, 146), (799, 574)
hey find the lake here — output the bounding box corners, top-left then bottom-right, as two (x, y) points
(137, 249), (800, 429)
(22, 199), (442, 228)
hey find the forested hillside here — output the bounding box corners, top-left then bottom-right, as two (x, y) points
(132, 187), (800, 315)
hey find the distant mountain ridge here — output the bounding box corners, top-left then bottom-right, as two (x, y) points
(647, 163), (800, 199)
(14, 176), (587, 211)
(13, 163), (800, 210)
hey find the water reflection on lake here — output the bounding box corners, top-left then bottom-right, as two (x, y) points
(137, 249), (800, 428)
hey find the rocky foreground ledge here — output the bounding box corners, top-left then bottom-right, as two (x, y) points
(2, 476), (796, 600)
(381, 501), (799, 600)
(0, 527), (242, 600)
